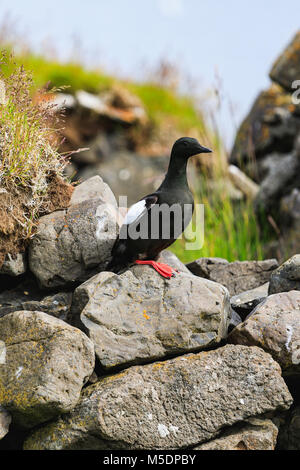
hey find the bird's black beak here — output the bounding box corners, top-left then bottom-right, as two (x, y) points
(198, 145), (212, 154)
(190, 144), (212, 157)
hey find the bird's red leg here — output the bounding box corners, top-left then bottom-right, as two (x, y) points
(134, 260), (175, 279)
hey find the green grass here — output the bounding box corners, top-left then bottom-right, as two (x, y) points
(171, 175), (272, 263)
(0, 51), (67, 238)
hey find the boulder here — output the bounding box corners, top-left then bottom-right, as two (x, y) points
(23, 345), (292, 450)
(270, 31), (300, 92)
(0, 406), (11, 440)
(0, 252), (26, 277)
(186, 258), (278, 296)
(29, 176), (119, 289)
(230, 283), (269, 320)
(277, 406), (300, 450)
(228, 291), (300, 375)
(194, 417), (278, 450)
(230, 84), (298, 167)
(269, 255), (300, 294)
(71, 264), (230, 370)
(0, 311), (95, 428)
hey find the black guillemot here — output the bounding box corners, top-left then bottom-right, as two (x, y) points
(107, 137), (212, 278)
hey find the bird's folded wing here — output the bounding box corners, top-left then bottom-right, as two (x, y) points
(123, 195), (158, 225)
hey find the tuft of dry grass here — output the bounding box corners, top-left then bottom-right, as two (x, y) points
(0, 50), (72, 266)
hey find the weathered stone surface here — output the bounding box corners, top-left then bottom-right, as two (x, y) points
(0, 252), (26, 277)
(23, 345), (292, 450)
(277, 406), (300, 450)
(194, 417), (278, 450)
(71, 264), (230, 370)
(269, 255), (300, 294)
(230, 283), (269, 320)
(228, 291), (300, 375)
(0, 406), (11, 440)
(0, 311), (95, 428)
(270, 31), (300, 92)
(29, 176), (119, 288)
(187, 258), (278, 296)
(254, 152), (299, 212)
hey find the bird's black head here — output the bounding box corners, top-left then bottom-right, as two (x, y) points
(171, 137), (212, 159)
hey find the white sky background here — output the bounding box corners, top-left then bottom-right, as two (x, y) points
(0, 0), (299, 148)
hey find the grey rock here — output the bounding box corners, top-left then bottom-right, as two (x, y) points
(0, 252), (26, 277)
(228, 290), (300, 375)
(194, 417), (278, 450)
(29, 176), (119, 289)
(270, 31), (300, 92)
(23, 345), (292, 450)
(0, 311), (95, 428)
(0, 406), (11, 440)
(230, 283), (269, 320)
(187, 258), (278, 296)
(254, 152), (299, 212)
(277, 406), (300, 450)
(71, 264), (230, 370)
(269, 255), (300, 294)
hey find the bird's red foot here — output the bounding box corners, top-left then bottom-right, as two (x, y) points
(134, 260), (175, 279)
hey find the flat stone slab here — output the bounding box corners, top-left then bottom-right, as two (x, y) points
(72, 264), (231, 370)
(0, 311), (95, 428)
(23, 345), (292, 450)
(187, 258), (278, 296)
(228, 290), (300, 375)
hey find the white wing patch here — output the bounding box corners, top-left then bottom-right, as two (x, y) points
(123, 199), (147, 225)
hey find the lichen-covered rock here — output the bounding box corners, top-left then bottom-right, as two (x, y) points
(29, 176), (119, 289)
(228, 291), (300, 375)
(194, 417), (278, 450)
(186, 258), (278, 296)
(269, 255), (300, 294)
(230, 84), (298, 166)
(23, 345), (292, 450)
(71, 264), (230, 370)
(0, 406), (11, 440)
(0, 311), (95, 428)
(270, 31), (300, 91)
(230, 283), (269, 320)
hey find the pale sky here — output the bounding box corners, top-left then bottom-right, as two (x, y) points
(0, 0), (299, 147)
